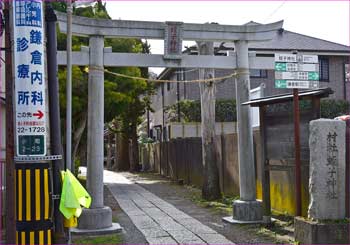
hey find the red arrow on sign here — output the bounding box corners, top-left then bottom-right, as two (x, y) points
(33, 110), (44, 119)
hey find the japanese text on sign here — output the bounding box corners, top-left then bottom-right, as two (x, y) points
(326, 132), (338, 200)
(164, 22), (183, 58)
(274, 53), (319, 89)
(13, 0), (46, 156)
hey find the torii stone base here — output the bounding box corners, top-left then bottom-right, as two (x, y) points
(77, 207), (113, 230)
(223, 200), (264, 224)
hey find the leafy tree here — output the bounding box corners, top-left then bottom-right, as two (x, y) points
(52, 1), (154, 170)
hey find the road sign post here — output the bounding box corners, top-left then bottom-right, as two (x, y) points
(275, 53), (319, 216)
(13, 0), (47, 157)
(11, 1), (55, 244)
(293, 88), (302, 216)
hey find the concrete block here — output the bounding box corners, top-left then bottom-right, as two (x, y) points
(145, 236), (178, 245)
(129, 215), (158, 229)
(232, 200), (263, 221)
(197, 233), (234, 244)
(71, 223), (122, 236)
(157, 219), (187, 231)
(294, 216), (350, 244)
(138, 227), (169, 238)
(78, 206), (112, 230)
(309, 119), (346, 220)
(167, 229), (203, 244)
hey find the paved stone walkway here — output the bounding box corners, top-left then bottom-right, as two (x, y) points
(104, 170), (234, 245)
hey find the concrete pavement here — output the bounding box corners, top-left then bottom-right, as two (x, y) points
(103, 169), (235, 245)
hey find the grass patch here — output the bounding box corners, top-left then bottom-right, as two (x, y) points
(72, 234), (123, 244)
(182, 185), (238, 215)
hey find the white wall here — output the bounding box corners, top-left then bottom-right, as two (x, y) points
(169, 122), (237, 139)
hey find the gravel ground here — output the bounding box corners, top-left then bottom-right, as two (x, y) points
(104, 171), (287, 244)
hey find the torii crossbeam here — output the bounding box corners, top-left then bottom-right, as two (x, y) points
(56, 11), (283, 229)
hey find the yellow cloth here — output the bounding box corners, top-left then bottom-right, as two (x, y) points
(59, 169), (91, 219)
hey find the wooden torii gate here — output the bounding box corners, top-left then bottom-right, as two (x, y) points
(56, 11), (283, 229)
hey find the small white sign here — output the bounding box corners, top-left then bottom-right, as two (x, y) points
(300, 63), (319, 72)
(302, 55), (318, 64)
(276, 71), (309, 80)
(286, 80), (319, 89)
(275, 53), (297, 63)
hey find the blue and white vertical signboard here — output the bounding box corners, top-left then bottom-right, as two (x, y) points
(13, 0), (46, 156)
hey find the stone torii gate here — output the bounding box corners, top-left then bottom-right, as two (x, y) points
(56, 11), (283, 230)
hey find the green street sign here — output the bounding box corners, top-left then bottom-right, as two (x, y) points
(308, 72), (319, 81)
(18, 135), (45, 156)
(275, 79), (287, 88)
(275, 62), (287, 71)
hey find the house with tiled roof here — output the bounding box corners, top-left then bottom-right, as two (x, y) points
(148, 25), (350, 138)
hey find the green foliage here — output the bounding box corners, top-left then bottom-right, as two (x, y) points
(166, 100), (201, 122)
(216, 99), (237, 122)
(320, 99), (350, 119)
(166, 99), (236, 122)
(169, 99), (350, 122)
(266, 100), (312, 114)
(52, 2), (155, 162)
(138, 133), (155, 144)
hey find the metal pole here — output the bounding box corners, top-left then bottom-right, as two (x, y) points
(4, 2), (16, 243)
(176, 71), (181, 122)
(66, 0), (73, 171)
(345, 119), (350, 217)
(45, 4), (67, 243)
(293, 88), (302, 216)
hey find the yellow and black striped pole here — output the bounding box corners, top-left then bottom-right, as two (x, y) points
(15, 163), (53, 245)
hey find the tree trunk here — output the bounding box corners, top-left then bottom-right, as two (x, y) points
(72, 114), (87, 172)
(197, 41), (222, 201)
(106, 133), (112, 169)
(114, 131), (130, 171)
(129, 123), (140, 172)
(113, 133), (118, 168)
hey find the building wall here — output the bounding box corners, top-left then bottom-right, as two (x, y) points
(149, 55), (347, 131)
(324, 56), (348, 100)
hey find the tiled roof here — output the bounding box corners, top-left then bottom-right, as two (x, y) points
(248, 30), (350, 52)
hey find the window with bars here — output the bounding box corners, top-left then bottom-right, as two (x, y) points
(250, 69), (268, 78)
(319, 57), (329, 81)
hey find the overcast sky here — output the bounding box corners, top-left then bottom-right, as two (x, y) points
(106, 1), (349, 73)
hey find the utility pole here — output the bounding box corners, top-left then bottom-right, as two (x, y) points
(4, 1), (16, 243)
(46, 4), (67, 244)
(66, 0), (73, 172)
(197, 41), (221, 201)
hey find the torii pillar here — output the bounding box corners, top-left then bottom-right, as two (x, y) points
(232, 40), (263, 223)
(76, 35), (114, 231)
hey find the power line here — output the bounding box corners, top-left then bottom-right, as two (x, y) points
(264, 1), (286, 23)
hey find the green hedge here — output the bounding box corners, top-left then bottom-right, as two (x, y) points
(165, 99), (349, 122)
(165, 99), (236, 122)
(321, 99), (349, 119)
